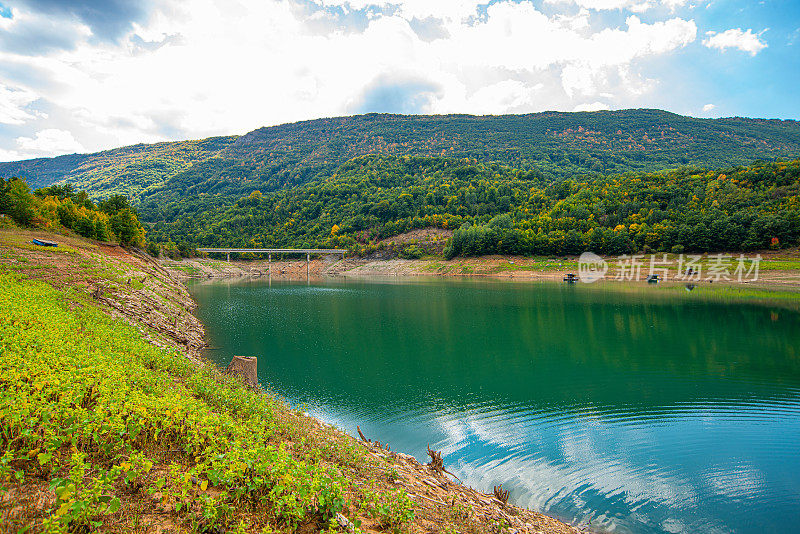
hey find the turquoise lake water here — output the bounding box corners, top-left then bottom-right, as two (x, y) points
(189, 277), (800, 534)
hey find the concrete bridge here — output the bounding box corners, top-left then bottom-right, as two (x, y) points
(196, 247), (348, 275)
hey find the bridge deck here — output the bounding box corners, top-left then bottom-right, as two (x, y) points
(196, 248), (347, 254)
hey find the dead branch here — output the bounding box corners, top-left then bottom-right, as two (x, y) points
(357, 425), (392, 451)
(426, 444), (462, 484)
(494, 485), (509, 506)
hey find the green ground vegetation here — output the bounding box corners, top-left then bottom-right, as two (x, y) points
(0, 271), (420, 533)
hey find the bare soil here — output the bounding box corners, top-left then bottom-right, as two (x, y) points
(326, 254), (800, 287)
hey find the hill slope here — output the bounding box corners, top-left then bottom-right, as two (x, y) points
(145, 155), (800, 254)
(225, 110), (800, 176)
(0, 136), (236, 196)
(2, 110), (800, 206)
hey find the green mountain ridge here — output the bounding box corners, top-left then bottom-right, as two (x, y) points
(2, 109), (800, 254)
(2, 109), (800, 205)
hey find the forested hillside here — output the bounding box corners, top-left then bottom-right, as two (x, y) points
(2, 110), (799, 256)
(0, 136), (236, 195)
(146, 156), (800, 256)
(225, 110), (800, 179)
(2, 110), (800, 208)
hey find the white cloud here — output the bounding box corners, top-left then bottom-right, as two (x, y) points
(662, 0), (688, 9)
(702, 103), (715, 112)
(0, 148), (23, 162)
(0, 0), (699, 159)
(16, 129), (85, 157)
(544, 0), (688, 12)
(0, 83), (41, 125)
(310, 0), (488, 21)
(702, 28), (767, 55)
(466, 80), (542, 115)
(574, 101), (610, 111)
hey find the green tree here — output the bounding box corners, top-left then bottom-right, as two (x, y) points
(110, 208), (145, 247)
(7, 178), (35, 226)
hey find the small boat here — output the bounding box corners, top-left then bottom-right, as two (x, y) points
(31, 238), (58, 247)
(563, 273), (579, 283)
(646, 274), (660, 284)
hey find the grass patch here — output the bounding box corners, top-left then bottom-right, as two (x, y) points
(487, 258), (580, 274)
(756, 260), (800, 271)
(0, 231), (81, 256)
(169, 263), (203, 276)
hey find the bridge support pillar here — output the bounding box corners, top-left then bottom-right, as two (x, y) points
(307, 253), (310, 277)
(226, 252), (230, 262)
(268, 253), (271, 276)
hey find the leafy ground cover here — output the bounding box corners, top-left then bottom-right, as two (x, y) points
(0, 272), (379, 532)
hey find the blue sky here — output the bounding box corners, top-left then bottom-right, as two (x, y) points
(0, 0), (797, 161)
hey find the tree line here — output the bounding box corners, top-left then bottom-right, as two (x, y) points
(0, 178), (146, 247)
(143, 155), (800, 257)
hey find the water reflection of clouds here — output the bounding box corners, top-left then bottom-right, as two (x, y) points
(242, 374), (792, 534)
(703, 462), (765, 500)
(428, 404), (752, 534)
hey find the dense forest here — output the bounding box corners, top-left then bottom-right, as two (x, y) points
(145, 156), (800, 257)
(0, 178), (146, 246)
(2, 110), (800, 207)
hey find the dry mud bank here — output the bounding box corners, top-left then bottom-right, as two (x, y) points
(160, 256), (340, 280)
(327, 254), (800, 287)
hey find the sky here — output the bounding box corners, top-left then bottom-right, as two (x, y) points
(0, 0), (797, 162)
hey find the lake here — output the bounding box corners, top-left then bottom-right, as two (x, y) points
(189, 277), (800, 534)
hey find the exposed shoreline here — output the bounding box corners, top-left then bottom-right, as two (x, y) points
(161, 252), (800, 290)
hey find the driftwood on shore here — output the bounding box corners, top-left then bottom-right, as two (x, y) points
(357, 425), (390, 451)
(494, 484), (509, 506)
(427, 444), (462, 483)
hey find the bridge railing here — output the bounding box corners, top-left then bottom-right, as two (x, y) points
(195, 248), (347, 266)
(196, 248), (347, 255)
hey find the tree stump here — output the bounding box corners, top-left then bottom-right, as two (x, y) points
(225, 356), (259, 389)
